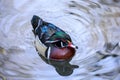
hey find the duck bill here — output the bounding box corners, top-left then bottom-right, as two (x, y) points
(69, 44), (76, 48)
(68, 41), (77, 49)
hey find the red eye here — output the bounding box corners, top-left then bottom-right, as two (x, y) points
(61, 39), (66, 42)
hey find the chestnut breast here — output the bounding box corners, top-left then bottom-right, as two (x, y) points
(50, 47), (75, 61)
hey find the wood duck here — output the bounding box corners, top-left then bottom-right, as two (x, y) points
(31, 15), (78, 61)
(31, 15), (78, 76)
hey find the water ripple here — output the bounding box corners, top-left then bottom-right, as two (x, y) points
(0, 0), (120, 80)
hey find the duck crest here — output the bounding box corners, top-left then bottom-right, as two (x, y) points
(48, 31), (71, 41)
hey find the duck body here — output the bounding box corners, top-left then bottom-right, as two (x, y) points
(31, 15), (78, 76)
(31, 15), (76, 61)
(34, 19), (64, 46)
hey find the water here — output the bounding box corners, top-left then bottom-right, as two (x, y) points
(0, 0), (120, 80)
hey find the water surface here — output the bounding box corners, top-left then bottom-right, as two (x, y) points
(0, 0), (120, 80)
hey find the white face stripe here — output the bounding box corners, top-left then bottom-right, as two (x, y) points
(45, 40), (59, 43)
(47, 47), (51, 59)
(61, 42), (64, 47)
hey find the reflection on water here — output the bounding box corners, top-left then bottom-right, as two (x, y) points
(39, 54), (79, 76)
(0, 0), (120, 80)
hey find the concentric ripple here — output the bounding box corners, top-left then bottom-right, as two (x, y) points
(0, 0), (120, 80)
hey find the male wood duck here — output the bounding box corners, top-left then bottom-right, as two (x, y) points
(31, 15), (78, 76)
(31, 15), (78, 61)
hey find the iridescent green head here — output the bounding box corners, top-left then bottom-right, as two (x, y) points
(50, 31), (71, 41)
(46, 31), (77, 49)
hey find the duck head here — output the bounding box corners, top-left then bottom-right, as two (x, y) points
(46, 31), (77, 48)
